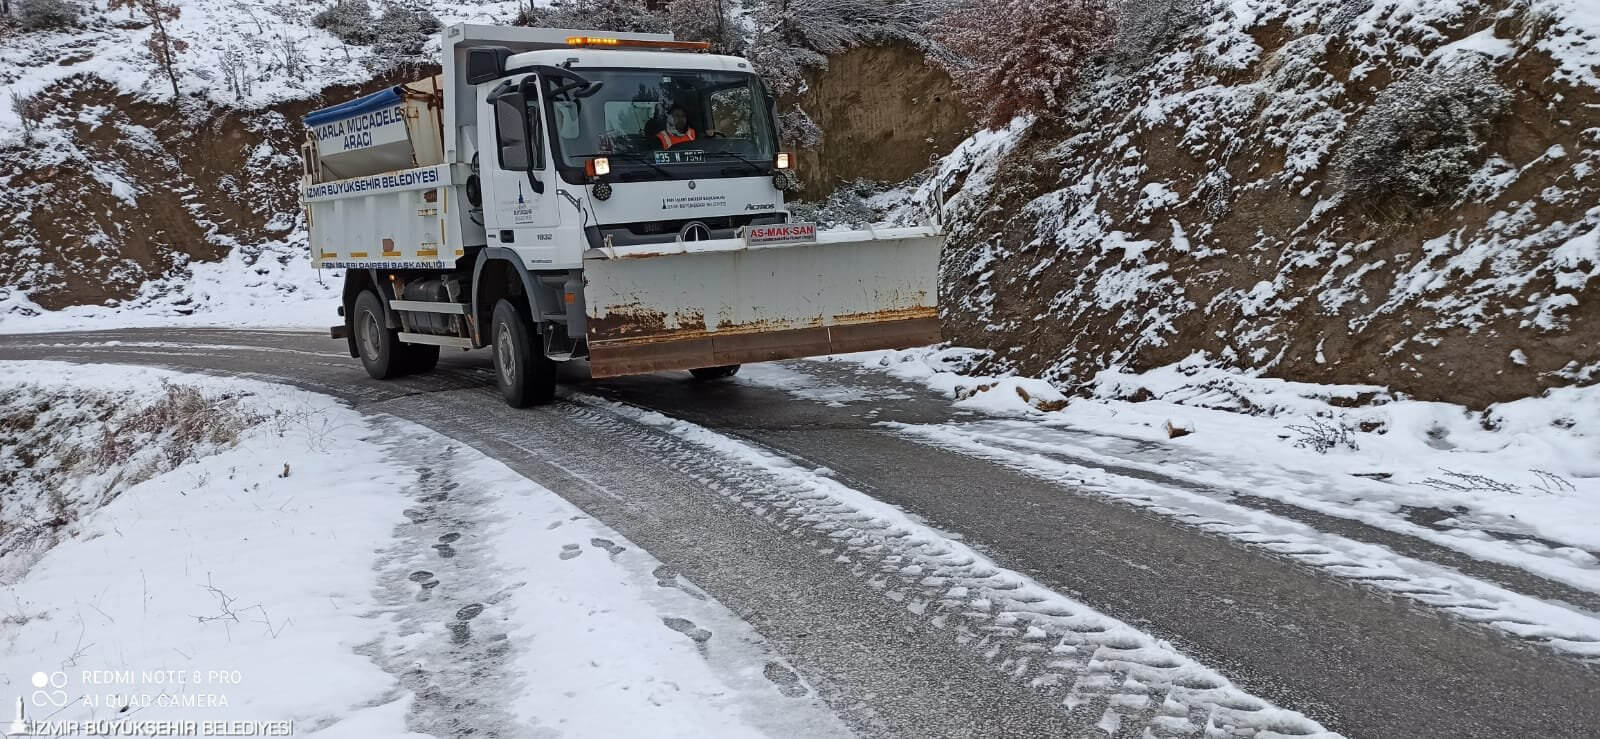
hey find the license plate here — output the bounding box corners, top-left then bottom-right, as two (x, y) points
(746, 222), (818, 245)
(654, 149), (705, 164)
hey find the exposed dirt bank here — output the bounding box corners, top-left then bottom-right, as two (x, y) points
(787, 44), (972, 200)
(937, 2), (1600, 407)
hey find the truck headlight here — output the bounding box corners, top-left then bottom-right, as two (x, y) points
(592, 180), (613, 201)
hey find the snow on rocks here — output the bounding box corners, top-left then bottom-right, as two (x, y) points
(0, 0), (525, 329)
(825, 346), (1074, 415)
(0, 361), (843, 737)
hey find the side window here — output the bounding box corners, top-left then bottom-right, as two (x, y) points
(495, 94), (529, 171)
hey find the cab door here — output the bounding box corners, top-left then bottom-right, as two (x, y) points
(480, 77), (561, 262)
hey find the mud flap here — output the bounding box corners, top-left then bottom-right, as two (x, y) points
(583, 227), (943, 378)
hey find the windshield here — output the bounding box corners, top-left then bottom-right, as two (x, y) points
(545, 69), (777, 181)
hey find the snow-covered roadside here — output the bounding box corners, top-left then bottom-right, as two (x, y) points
(0, 361), (421, 735)
(0, 237), (338, 335)
(816, 348), (1600, 587)
(0, 361), (846, 737)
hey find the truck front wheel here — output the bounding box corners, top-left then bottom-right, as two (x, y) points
(492, 299), (557, 407)
(354, 290), (404, 380)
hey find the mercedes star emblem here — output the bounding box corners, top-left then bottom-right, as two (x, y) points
(680, 222), (712, 242)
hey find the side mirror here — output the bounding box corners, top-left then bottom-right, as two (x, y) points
(467, 47), (513, 85)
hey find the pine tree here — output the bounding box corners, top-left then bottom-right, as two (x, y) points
(932, 0), (1115, 128)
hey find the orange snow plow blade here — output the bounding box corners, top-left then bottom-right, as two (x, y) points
(582, 227), (943, 378)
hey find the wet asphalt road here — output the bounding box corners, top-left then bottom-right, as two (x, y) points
(1, 328), (1597, 738)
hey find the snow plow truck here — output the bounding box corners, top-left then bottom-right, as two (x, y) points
(301, 24), (944, 406)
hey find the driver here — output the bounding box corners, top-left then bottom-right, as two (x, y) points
(657, 105), (701, 149)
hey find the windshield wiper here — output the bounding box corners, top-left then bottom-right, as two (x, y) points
(707, 150), (765, 174)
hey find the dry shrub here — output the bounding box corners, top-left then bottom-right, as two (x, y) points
(2, 381), (271, 580)
(1111, 0), (1214, 71)
(1286, 417), (1359, 453)
(313, 0), (377, 45)
(17, 0), (80, 31)
(668, 0), (742, 54)
(1333, 54), (1511, 208)
(93, 385), (263, 474)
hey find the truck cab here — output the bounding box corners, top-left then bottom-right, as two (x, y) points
(471, 43), (796, 266)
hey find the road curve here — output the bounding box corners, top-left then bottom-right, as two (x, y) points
(1, 328), (1597, 738)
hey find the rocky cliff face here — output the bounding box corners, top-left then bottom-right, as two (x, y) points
(787, 43), (971, 200)
(934, 0), (1600, 407)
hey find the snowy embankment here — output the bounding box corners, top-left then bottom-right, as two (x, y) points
(0, 361), (843, 737)
(932, 0), (1600, 406)
(0, 237), (341, 334)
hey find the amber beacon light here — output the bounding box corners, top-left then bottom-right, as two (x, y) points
(566, 36), (713, 51)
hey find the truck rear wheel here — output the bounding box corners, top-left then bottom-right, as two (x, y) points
(690, 365), (741, 381)
(492, 299), (557, 407)
(354, 290), (404, 380)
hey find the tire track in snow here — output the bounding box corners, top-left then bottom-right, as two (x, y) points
(951, 419), (1600, 604)
(562, 394), (1338, 738)
(893, 422), (1600, 664)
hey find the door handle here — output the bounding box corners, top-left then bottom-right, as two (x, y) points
(500, 230), (515, 243)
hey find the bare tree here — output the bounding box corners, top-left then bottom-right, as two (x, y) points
(669, 0), (741, 54)
(218, 45), (253, 100)
(109, 0), (189, 104)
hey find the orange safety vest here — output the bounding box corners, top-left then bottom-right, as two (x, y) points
(657, 128), (697, 149)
